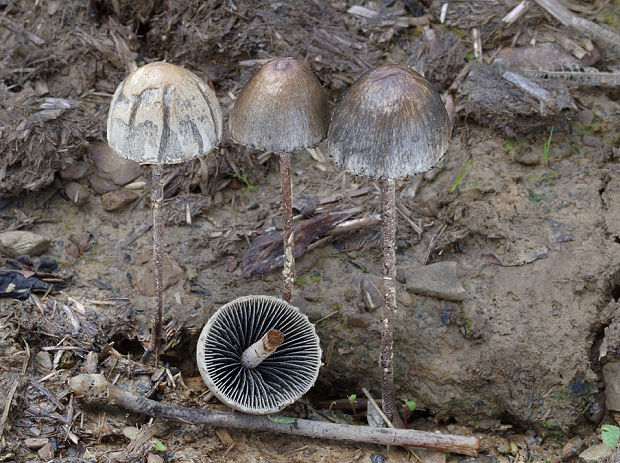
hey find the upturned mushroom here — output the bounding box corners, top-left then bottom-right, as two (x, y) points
(228, 57), (329, 303)
(196, 295), (322, 414)
(326, 64), (451, 422)
(107, 62), (223, 363)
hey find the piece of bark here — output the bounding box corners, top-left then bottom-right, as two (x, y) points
(241, 212), (352, 277)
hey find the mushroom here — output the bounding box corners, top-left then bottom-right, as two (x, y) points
(196, 295), (322, 414)
(326, 64), (451, 421)
(107, 62), (223, 362)
(228, 57), (329, 303)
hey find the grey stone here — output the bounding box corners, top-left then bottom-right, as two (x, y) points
(578, 443), (612, 461)
(360, 276), (382, 312)
(59, 161), (89, 181)
(603, 361), (620, 411)
(38, 442), (54, 460)
(91, 142), (142, 186)
(23, 437), (48, 449)
(561, 436), (583, 461)
(405, 261), (466, 301)
(101, 189), (139, 211)
(0, 231), (51, 257)
(35, 351), (52, 372)
(516, 147), (540, 166)
(64, 181), (90, 206)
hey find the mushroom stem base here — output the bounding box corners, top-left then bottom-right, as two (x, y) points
(241, 329), (285, 369)
(381, 178), (396, 423)
(69, 374), (480, 456)
(151, 163), (165, 364)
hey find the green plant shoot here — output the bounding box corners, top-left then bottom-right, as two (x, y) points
(450, 158), (483, 193)
(405, 399), (416, 412)
(229, 169), (258, 191)
(542, 127), (554, 168)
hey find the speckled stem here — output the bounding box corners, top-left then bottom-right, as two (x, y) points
(381, 178), (396, 423)
(280, 152), (295, 303)
(151, 163), (165, 365)
(68, 374), (480, 456)
(241, 329), (284, 369)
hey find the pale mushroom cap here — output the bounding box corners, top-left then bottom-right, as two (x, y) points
(196, 295), (322, 415)
(228, 57), (329, 153)
(327, 64), (451, 179)
(107, 62), (223, 165)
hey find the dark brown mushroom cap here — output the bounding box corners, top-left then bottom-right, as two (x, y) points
(196, 295), (322, 415)
(107, 62), (223, 165)
(228, 57), (329, 153)
(327, 64), (451, 179)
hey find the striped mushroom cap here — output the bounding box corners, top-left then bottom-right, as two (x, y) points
(107, 62), (223, 165)
(327, 64), (451, 179)
(196, 295), (322, 414)
(228, 57), (329, 153)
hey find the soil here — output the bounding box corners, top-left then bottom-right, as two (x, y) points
(1, 0), (620, 462)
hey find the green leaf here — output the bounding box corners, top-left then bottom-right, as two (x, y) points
(348, 394), (357, 403)
(601, 424), (620, 448)
(152, 438), (167, 451)
(267, 416), (296, 424)
(405, 399), (416, 411)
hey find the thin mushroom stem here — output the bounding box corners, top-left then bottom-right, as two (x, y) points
(280, 151), (295, 303)
(381, 178), (396, 423)
(241, 329), (284, 369)
(151, 163), (165, 365)
(68, 374), (480, 456)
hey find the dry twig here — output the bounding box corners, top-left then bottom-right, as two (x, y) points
(69, 374), (480, 456)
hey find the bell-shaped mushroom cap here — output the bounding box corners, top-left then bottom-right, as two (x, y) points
(196, 295), (322, 415)
(107, 62), (223, 165)
(228, 57), (329, 153)
(327, 64), (451, 179)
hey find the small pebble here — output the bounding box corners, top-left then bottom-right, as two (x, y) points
(35, 351), (52, 371)
(360, 276), (382, 312)
(561, 436), (582, 460)
(84, 351), (99, 374)
(516, 147), (540, 166)
(396, 291), (413, 306)
(59, 161), (89, 181)
(225, 256), (238, 272)
(346, 312), (371, 329)
(91, 142), (142, 186)
(38, 442), (55, 460)
(579, 442), (612, 461)
(147, 453), (164, 463)
(23, 437), (49, 449)
(101, 189), (139, 211)
(370, 454), (387, 463)
(89, 174), (117, 195)
(495, 436), (513, 455)
(0, 231), (51, 257)
(124, 180), (147, 190)
(64, 181), (90, 206)
(575, 109), (594, 125)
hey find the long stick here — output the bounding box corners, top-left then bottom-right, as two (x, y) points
(68, 374), (479, 456)
(381, 178), (396, 423)
(280, 151), (295, 303)
(151, 163), (165, 364)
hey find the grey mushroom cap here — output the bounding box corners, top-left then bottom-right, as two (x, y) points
(327, 64), (451, 179)
(196, 295), (322, 415)
(107, 62), (223, 165)
(228, 57), (330, 153)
